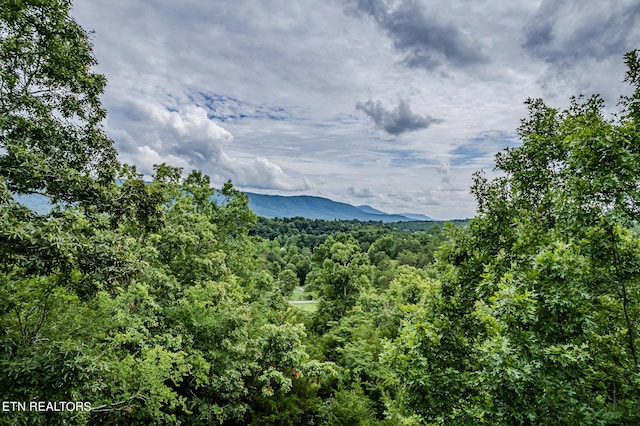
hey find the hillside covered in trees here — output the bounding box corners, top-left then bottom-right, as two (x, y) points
(2, 1), (640, 425)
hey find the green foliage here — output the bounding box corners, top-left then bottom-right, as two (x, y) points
(1, 165), (338, 424)
(0, 0), (117, 206)
(320, 382), (387, 426)
(249, 216), (450, 252)
(385, 50), (640, 425)
(309, 233), (372, 328)
(277, 269), (299, 297)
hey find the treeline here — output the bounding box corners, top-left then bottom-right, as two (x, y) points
(249, 216), (464, 249)
(250, 216), (446, 242)
(2, 1), (640, 424)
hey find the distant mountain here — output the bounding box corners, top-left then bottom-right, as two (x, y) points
(397, 212), (432, 221)
(13, 194), (53, 215)
(246, 193), (430, 222)
(357, 205), (433, 221)
(12, 191), (433, 223)
(355, 205), (386, 215)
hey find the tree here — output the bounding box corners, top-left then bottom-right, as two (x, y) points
(277, 268), (299, 297)
(385, 50), (640, 424)
(309, 234), (372, 328)
(0, 3), (329, 424)
(0, 0), (117, 206)
(0, 0), (143, 299)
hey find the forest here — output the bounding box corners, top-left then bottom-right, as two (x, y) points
(2, 1), (640, 425)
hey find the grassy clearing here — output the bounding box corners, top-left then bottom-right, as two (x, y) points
(288, 286), (318, 313)
(290, 287), (307, 301)
(290, 301), (319, 313)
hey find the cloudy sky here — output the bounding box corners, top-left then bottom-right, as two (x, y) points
(72, 0), (640, 219)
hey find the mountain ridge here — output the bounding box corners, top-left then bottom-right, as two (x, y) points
(246, 192), (431, 222)
(12, 191), (434, 223)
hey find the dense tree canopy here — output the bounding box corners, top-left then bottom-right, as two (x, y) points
(0, 0), (117, 206)
(384, 50), (640, 424)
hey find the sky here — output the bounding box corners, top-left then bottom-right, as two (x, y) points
(72, 0), (640, 219)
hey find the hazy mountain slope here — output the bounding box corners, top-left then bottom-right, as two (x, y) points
(246, 193), (423, 222)
(13, 191), (432, 223)
(397, 212), (432, 221)
(355, 205), (387, 215)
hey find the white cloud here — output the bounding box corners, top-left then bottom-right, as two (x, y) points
(231, 156), (312, 190)
(109, 101), (305, 190)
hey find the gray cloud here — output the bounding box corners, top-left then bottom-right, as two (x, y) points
(356, 98), (441, 135)
(386, 189), (440, 207)
(347, 186), (376, 198)
(436, 161), (451, 185)
(345, 0), (486, 69)
(521, 1), (558, 56)
(522, 0), (640, 64)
